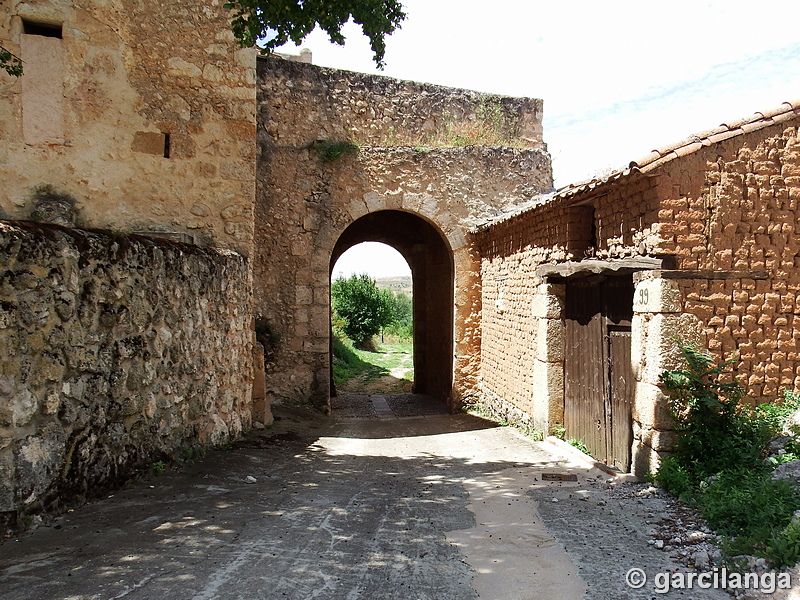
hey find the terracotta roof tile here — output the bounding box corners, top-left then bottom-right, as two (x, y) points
(599, 98), (800, 182)
(630, 152), (660, 168)
(673, 141), (704, 158)
(760, 104), (792, 120)
(706, 129), (741, 145)
(721, 116), (750, 129)
(474, 99), (800, 230)
(771, 111), (797, 126)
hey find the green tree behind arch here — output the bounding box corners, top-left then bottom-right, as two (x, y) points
(332, 273), (393, 348)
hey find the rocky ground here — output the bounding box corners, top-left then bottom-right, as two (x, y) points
(537, 453), (800, 600)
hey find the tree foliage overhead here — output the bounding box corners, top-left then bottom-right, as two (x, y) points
(225, 0), (406, 68)
(331, 273), (393, 347)
(1, 46), (23, 77)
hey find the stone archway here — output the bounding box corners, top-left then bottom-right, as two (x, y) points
(330, 210), (454, 403)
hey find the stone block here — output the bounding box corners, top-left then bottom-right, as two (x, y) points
(10, 389), (37, 427)
(166, 56), (202, 78)
(21, 35), (65, 145)
(632, 381), (674, 430)
(535, 318), (564, 362)
(169, 134), (196, 159)
(530, 290), (563, 319)
(295, 286), (312, 305)
(131, 131), (166, 156)
(636, 424), (678, 452)
(363, 191), (385, 212)
(15, 426), (67, 506)
(640, 313), (705, 384)
(530, 359), (564, 431)
(633, 277), (682, 314)
(631, 435), (668, 479)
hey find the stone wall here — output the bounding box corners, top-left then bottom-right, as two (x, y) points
(0, 0), (256, 254)
(0, 221), (253, 529)
(256, 56), (553, 410)
(259, 56), (544, 149)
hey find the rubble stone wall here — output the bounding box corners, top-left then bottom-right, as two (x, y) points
(0, 222), (253, 527)
(259, 56), (544, 150)
(0, 0), (257, 254)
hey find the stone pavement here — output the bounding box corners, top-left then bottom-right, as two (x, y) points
(0, 394), (730, 599)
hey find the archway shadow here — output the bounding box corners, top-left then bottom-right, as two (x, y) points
(328, 394), (499, 440)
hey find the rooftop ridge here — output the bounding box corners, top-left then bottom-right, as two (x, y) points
(554, 98), (800, 202)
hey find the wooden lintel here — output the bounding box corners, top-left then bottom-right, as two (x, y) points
(538, 257), (665, 279)
(657, 270), (770, 280)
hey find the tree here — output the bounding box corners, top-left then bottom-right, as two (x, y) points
(225, 0), (406, 68)
(381, 290), (412, 340)
(1, 46), (23, 77)
(387, 290), (411, 326)
(331, 274), (393, 347)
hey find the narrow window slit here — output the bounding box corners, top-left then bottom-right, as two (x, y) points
(163, 133), (171, 158)
(22, 19), (63, 38)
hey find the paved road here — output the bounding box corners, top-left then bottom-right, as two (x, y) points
(0, 395), (730, 599)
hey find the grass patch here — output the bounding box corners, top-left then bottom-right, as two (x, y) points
(332, 334), (413, 388)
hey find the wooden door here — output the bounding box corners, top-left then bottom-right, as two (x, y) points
(609, 328), (634, 471)
(564, 281), (608, 461)
(564, 276), (634, 471)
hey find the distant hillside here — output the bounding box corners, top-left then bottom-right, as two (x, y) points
(375, 276), (412, 296)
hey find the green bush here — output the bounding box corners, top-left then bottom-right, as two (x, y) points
(312, 139), (360, 162)
(766, 517), (800, 568)
(655, 342), (800, 567)
(653, 455), (695, 501)
(700, 471), (800, 539)
(331, 274), (393, 348)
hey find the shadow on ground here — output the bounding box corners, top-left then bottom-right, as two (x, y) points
(0, 405), (550, 600)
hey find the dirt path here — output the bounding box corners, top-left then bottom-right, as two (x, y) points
(0, 402), (737, 599)
(336, 345), (414, 394)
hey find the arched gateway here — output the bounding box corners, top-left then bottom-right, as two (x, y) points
(331, 211), (454, 401)
(254, 56), (553, 413)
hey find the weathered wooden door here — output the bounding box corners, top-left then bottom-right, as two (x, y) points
(564, 276), (634, 471)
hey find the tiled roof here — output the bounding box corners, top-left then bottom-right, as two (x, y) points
(473, 99), (800, 232)
(556, 99), (800, 201)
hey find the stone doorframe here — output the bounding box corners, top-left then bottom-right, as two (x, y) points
(533, 257), (702, 476)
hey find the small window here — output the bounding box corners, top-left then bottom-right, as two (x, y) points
(22, 19), (63, 38)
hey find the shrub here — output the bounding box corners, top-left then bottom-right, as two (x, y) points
(331, 274), (393, 348)
(700, 471), (800, 540)
(659, 343), (770, 481)
(311, 139), (359, 162)
(656, 342), (800, 567)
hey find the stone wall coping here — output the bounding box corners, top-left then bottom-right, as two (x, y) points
(258, 55), (545, 105)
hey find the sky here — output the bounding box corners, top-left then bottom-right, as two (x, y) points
(285, 0), (800, 278)
(333, 242), (411, 279)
